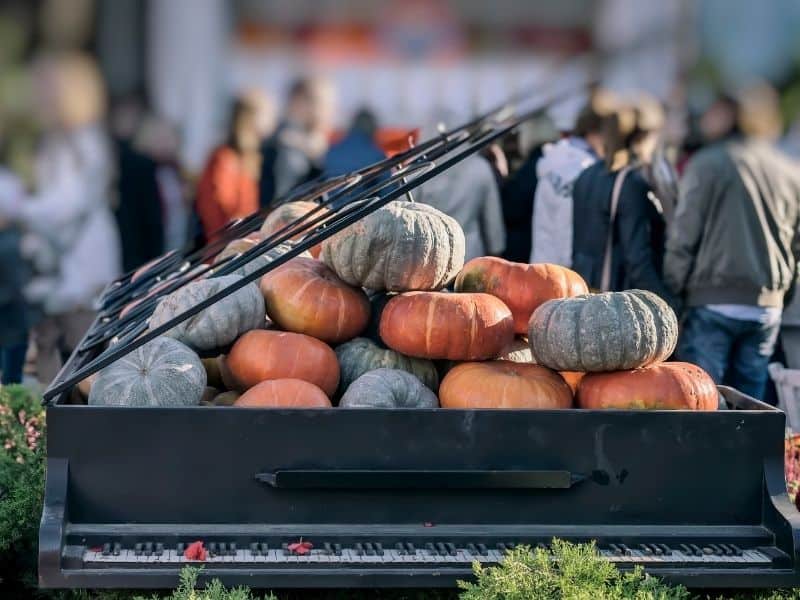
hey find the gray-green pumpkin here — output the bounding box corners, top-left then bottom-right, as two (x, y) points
(88, 337), (206, 407)
(528, 289), (678, 372)
(340, 368), (439, 409)
(320, 200), (465, 291)
(335, 337), (439, 395)
(149, 274), (265, 351)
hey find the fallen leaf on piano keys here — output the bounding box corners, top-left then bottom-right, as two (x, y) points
(288, 540), (313, 555)
(184, 540), (207, 561)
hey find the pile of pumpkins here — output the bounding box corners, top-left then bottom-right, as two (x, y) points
(87, 199), (718, 411)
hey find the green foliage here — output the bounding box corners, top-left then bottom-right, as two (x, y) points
(134, 567), (276, 600)
(458, 540), (690, 600)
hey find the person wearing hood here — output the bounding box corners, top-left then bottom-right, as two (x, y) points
(529, 95), (607, 266)
(413, 109), (505, 261)
(0, 52), (121, 384)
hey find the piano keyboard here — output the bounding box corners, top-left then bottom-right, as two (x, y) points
(80, 542), (777, 569)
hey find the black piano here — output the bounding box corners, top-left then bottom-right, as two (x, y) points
(37, 96), (800, 591)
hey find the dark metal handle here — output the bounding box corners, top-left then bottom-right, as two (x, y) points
(255, 469), (585, 490)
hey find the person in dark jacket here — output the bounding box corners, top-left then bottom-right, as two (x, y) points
(572, 96), (678, 308)
(324, 108), (385, 178)
(665, 93), (800, 400)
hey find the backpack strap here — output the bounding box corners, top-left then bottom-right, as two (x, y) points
(599, 166), (632, 292)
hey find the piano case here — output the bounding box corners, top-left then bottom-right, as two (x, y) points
(38, 99), (800, 590)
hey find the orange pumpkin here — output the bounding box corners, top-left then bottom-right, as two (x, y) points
(379, 292), (514, 360)
(227, 330), (339, 396)
(260, 257), (370, 344)
(260, 201), (327, 258)
(455, 258), (588, 334)
(439, 361), (573, 409)
(577, 362), (718, 410)
(234, 379), (332, 408)
(560, 371), (585, 394)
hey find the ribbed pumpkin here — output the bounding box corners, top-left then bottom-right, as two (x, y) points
(149, 275), (266, 351)
(379, 291), (514, 360)
(260, 201), (326, 258)
(528, 290), (678, 372)
(439, 361), (573, 409)
(335, 337), (439, 395)
(498, 337), (533, 363)
(340, 368), (439, 409)
(260, 257), (370, 344)
(321, 200), (466, 291)
(88, 337), (206, 407)
(234, 379), (332, 408)
(227, 329), (339, 396)
(455, 258), (588, 334)
(577, 362), (718, 410)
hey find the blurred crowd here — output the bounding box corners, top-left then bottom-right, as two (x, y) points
(1, 47), (800, 406)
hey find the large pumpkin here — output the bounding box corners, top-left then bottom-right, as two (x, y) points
(260, 201), (327, 258)
(234, 379), (332, 408)
(577, 362), (717, 410)
(149, 275), (266, 351)
(88, 337), (206, 407)
(320, 200), (465, 292)
(379, 291), (514, 360)
(260, 257), (370, 344)
(439, 361), (573, 409)
(335, 337), (439, 395)
(528, 290), (678, 372)
(455, 258), (588, 334)
(227, 329), (339, 396)
(340, 368), (439, 409)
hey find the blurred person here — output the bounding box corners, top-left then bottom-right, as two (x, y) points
(110, 94), (164, 272)
(572, 95), (678, 308)
(0, 51), (121, 384)
(414, 109), (505, 261)
(529, 95), (609, 266)
(195, 89), (275, 240)
(665, 90), (800, 400)
(499, 116), (558, 263)
(324, 107), (386, 177)
(260, 77), (334, 206)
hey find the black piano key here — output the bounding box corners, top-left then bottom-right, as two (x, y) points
(436, 542), (447, 555)
(324, 542), (333, 556)
(639, 544), (653, 555)
(709, 544), (723, 556)
(497, 543), (508, 553)
(466, 543), (478, 555)
(659, 544), (672, 556)
(679, 544), (691, 555)
(282, 543), (290, 556)
(101, 543), (111, 556)
(406, 542), (416, 554)
(425, 542), (438, 555)
(689, 544), (703, 556)
(176, 543), (185, 555)
(364, 543), (375, 556)
(333, 543), (343, 556)
(718, 544), (733, 556)
(620, 544), (633, 556)
(250, 542), (260, 556)
(155, 543), (164, 556)
(228, 543), (237, 556)
(355, 543), (364, 556)
(477, 543), (488, 556)
(144, 542), (153, 556)
(112, 542), (122, 556)
(445, 542), (457, 556)
(651, 544), (663, 556)
(134, 543), (143, 556)
(395, 542), (405, 555)
(218, 543), (227, 556)
(610, 543), (623, 555)
(208, 542), (218, 557)
(260, 542), (268, 553)
(730, 544), (743, 556)
(375, 542), (384, 556)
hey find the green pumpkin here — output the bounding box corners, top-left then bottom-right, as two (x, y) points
(340, 368), (439, 409)
(88, 337), (206, 407)
(335, 337), (439, 396)
(528, 289), (678, 372)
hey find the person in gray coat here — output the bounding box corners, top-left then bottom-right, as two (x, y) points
(414, 110), (506, 261)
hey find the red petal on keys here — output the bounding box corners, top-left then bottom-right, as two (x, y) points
(287, 540), (313, 555)
(89, 546), (103, 552)
(184, 540), (207, 561)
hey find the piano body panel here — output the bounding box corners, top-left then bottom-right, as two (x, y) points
(39, 387), (800, 589)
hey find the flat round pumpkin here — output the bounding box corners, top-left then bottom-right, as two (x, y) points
(577, 362), (718, 410)
(379, 291), (514, 360)
(149, 275), (266, 351)
(320, 200), (465, 292)
(88, 337), (206, 407)
(528, 290), (678, 372)
(455, 258), (588, 334)
(227, 329), (339, 396)
(439, 361), (573, 409)
(260, 257), (370, 344)
(340, 368), (439, 409)
(234, 379), (332, 408)
(260, 201), (327, 258)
